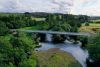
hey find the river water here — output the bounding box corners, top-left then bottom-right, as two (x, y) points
(35, 34), (89, 67)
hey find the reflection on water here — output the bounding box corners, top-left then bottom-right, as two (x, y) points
(35, 41), (89, 67)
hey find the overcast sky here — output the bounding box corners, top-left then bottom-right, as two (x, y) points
(0, 0), (100, 16)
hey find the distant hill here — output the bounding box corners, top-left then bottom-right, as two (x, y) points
(89, 16), (100, 20)
(30, 12), (68, 18)
(28, 12), (89, 19)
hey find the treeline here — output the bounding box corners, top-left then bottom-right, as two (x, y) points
(0, 13), (35, 29)
(46, 14), (88, 32)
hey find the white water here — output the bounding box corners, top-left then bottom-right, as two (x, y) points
(46, 34), (52, 42)
(35, 34), (89, 67)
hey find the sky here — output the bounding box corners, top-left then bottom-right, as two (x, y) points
(0, 0), (100, 16)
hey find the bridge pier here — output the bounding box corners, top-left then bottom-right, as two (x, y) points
(38, 33), (46, 42)
(52, 34), (67, 43)
(69, 35), (79, 44)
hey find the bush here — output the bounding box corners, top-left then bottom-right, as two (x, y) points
(19, 57), (36, 67)
(85, 22), (89, 26)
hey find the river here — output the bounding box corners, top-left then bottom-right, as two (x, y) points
(35, 34), (89, 67)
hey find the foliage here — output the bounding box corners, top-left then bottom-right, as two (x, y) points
(0, 21), (9, 36)
(87, 32), (100, 62)
(19, 56), (36, 67)
(0, 13), (35, 29)
(46, 14), (86, 32)
(85, 22), (89, 26)
(0, 32), (37, 67)
(51, 21), (71, 32)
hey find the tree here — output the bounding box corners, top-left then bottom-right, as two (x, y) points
(0, 14), (34, 29)
(19, 56), (36, 67)
(0, 21), (9, 36)
(0, 32), (37, 67)
(87, 32), (100, 66)
(10, 32), (36, 66)
(0, 36), (14, 67)
(85, 22), (89, 26)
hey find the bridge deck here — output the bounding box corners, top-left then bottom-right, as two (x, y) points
(11, 29), (91, 36)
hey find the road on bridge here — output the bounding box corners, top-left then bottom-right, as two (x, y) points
(11, 29), (91, 37)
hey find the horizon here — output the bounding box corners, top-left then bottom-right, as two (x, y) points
(0, 12), (100, 17)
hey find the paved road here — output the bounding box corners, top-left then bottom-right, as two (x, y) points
(11, 29), (91, 36)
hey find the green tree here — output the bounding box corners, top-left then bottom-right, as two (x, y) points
(10, 32), (36, 66)
(0, 21), (9, 36)
(19, 56), (36, 67)
(87, 32), (100, 62)
(0, 36), (14, 67)
(85, 22), (89, 26)
(0, 32), (37, 67)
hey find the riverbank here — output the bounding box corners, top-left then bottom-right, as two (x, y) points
(34, 48), (82, 67)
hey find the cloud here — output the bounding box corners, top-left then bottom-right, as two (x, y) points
(0, 0), (100, 16)
(0, 0), (73, 13)
(71, 0), (100, 16)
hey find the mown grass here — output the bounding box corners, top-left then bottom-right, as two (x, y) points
(35, 48), (82, 67)
(89, 23), (100, 27)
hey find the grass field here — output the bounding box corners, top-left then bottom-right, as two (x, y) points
(20, 22), (49, 30)
(79, 23), (100, 34)
(32, 18), (46, 21)
(35, 48), (82, 67)
(20, 26), (40, 30)
(89, 23), (100, 27)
